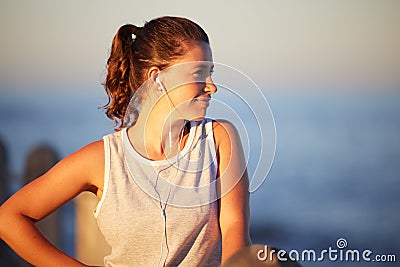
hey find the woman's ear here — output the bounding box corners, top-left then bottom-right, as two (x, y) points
(146, 67), (161, 82)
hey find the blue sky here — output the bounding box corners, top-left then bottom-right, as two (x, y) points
(0, 0), (399, 94)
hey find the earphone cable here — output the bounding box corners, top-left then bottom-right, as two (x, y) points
(156, 126), (185, 267)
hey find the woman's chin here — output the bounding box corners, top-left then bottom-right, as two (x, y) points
(185, 113), (206, 121)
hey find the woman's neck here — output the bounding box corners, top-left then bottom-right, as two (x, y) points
(127, 108), (188, 160)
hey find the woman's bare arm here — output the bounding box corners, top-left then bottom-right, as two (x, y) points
(214, 120), (252, 264)
(0, 140), (104, 267)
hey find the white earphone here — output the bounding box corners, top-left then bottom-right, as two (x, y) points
(155, 74), (173, 150)
(155, 76), (167, 93)
(154, 73), (187, 266)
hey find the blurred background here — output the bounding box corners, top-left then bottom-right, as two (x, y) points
(0, 1), (399, 266)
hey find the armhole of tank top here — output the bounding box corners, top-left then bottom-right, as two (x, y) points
(206, 119), (218, 161)
(93, 135), (111, 218)
(207, 119), (218, 172)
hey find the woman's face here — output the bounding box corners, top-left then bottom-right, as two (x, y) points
(159, 41), (217, 121)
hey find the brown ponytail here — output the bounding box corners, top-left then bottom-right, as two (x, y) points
(103, 16), (210, 130)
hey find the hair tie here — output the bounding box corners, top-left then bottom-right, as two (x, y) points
(132, 25), (142, 37)
(117, 24), (141, 42)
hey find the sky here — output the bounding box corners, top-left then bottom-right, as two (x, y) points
(0, 0), (399, 94)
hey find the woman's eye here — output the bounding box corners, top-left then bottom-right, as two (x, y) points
(193, 69), (213, 79)
(193, 70), (204, 78)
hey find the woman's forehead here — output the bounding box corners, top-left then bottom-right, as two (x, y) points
(176, 42), (213, 64)
(163, 61), (214, 76)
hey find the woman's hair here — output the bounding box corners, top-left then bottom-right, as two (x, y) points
(103, 16), (210, 130)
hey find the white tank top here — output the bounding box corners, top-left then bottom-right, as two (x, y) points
(94, 118), (222, 266)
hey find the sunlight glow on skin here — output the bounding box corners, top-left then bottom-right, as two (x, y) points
(122, 45), (276, 206)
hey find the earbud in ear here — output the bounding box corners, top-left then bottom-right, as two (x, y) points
(155, 76), (166, 92)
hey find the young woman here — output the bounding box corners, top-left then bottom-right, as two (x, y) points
(0, 16), (251, 266)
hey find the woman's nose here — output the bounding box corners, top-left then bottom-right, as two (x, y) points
(204, 76), (217, 94)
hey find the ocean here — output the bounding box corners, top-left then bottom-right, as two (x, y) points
(0, 89), (399, 266)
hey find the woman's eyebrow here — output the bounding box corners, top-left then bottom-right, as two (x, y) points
(193, 64), (214, 70)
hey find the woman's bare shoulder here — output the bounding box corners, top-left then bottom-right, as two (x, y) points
(212, 119), (240, 148)
(73, 139), (105, 192)
(50, 139), (105, 194)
